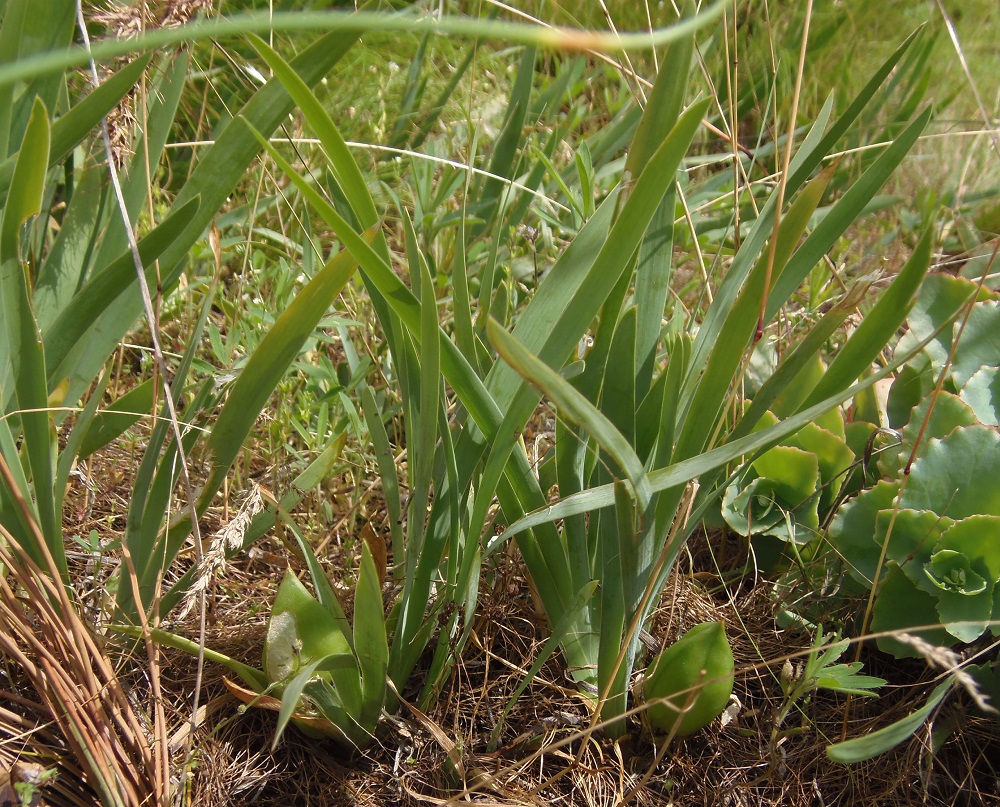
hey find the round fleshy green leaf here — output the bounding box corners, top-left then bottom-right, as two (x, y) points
(641, 622), (735, 737)
(960, 366), (1000, 426)
(265, 570), (354, 683)
(879, 392), (977, 479)
(936, 586), (994, 643)
(751, 445), (820, 504)
(784, 421), (854, 510)
(827, 480), (900, 586)
(935, 515), (1000, 582)
(722, 446), (820, 542)
(901, 426), (1000, 519)
(903, 274), (984, 377)
(925, 550), (987, 595)
(950, 302), (1000, 389)
(876, 508), (953, 592)
(885, 354), (934, 430)
(871, 564), (952, 657)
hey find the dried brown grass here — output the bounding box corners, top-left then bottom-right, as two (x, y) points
(0, 527), (159, 806)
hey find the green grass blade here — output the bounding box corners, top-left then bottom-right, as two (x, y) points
(257, 123), (579, 627)
(0, 99), (60, 573)
(495, 337), (933, 542)
(0, 0), (73, 158)
(675, 167), (832, 462)
(147, 25), (366, 300)
(487, 318), (650, 511)
(91, 52), (188, 271)
(42, 197), (201, 391)
(32, 163), (103, 332)
(0, 54), (152, 204)
(354, 540), (388, 730)
(0, 5), (728, 91)
(595, 479), (639, 736)
(624, 4), (693, 179)
(277, 510), (351, 639)
(450, 217), (476, 368)
(690, 30), (921, 387)
(247, 34), (378, 230)
(515, 99), (708, 382)
(254, 130), (504, 433)
(76, 378), (155, 459)
(112, 625), (267, 692)
(765, 107), (931, 318)
(804, 224), (933, 409)
(601, 306), (638, 447)
(202, 236), (364, 504)
(0, 96), (47, 261)
(362, 388), (403, 582)
(827, 677), (953, 763)
(407, 216), (439, 570)
(634, 188), (675, 400)
(388, 31), (428, 148)
(475, 43), (535, 238)
(738, 281), (873, 437)
(0, 0), (29, 158)
(159, 435), (348, 616)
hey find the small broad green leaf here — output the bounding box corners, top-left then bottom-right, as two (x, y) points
(264, 571), (354, 684)
(641, 621), (735, 737)
(827, 677), (953, 763)
(814, 662), (886, 697)
(784, 422), (854, 509)
(752, 446), (821, 505)
(272, 656), (363, 750)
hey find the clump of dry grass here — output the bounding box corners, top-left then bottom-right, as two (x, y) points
(0, 526), (159, 806)
(83, 0), (215, 166)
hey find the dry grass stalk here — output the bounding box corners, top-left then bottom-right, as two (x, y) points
(177, 483), (264, 620)
(84, 0), (215, 166)
(0, 526), (160, 806)
(895, 632), (998, 714)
